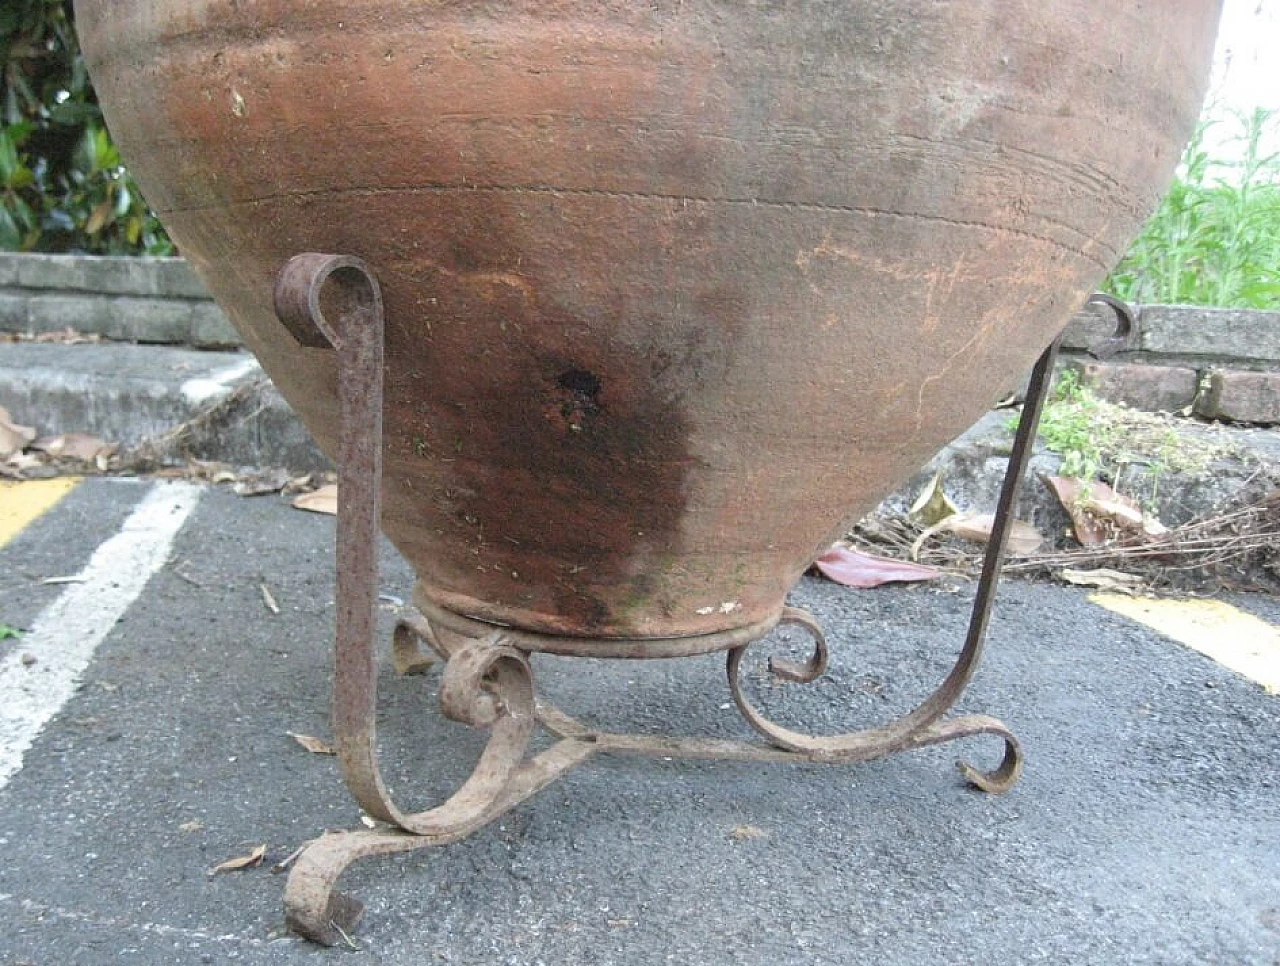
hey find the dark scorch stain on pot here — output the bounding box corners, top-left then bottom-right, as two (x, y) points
(389, 311), (700, 635)
(501, 346), (696, 633)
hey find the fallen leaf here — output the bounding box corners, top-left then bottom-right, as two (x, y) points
(292, 484), (338, 515)
(1060, 568), (1144, 595)
(908, 472), (959, 527)
(288, 732), (335, 755)
(260, 583), (280, 615)
(729, 824), (768, 841)
(0, 623), (22, 641)
(233, 467), (291, 497)
(0, 409), (37, 460)
(85, 197), (113, 235)
(209, 844), (266, 875)
(949, 513), (1044, 557)
(32, 433), (113, 462)
(814, 545), (941, 588)
(1045, 477), (1166, 547)
(910, 510), (1043, 559)
(179, 821), (205, 833)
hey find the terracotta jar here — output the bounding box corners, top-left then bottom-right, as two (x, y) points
(76, 2), (1221, 640)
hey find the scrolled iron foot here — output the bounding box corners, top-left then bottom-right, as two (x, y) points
(726, 596), (1027, 787)
(900, 713), (1024, 794)
(283, 636), (594, 946)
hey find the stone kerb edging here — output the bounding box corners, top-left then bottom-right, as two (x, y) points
(1061, 302), (1280, 424)
(1, 253), (1277, 423)
(0, 253), (239, 349)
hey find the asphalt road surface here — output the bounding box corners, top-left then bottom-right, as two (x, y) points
(1, 477), (1277, 965)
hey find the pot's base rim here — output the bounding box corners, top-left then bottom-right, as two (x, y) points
(413, 586), (787, 658)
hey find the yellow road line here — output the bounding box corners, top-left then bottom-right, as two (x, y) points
(0, 478), (81, 550)
(1091, 593), (1280, 694)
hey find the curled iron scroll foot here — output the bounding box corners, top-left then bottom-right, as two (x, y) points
(904, 713), (1024, 794)
(727, 610), (1024, 789)
(282, 636), (595, 946)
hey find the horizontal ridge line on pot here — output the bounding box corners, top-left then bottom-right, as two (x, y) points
(152, 182), (1115, 272)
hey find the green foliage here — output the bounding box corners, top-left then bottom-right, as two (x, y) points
(1106, 109), (1280, 310)
(0, 0), (171, 254)
(1012, 370), (1227, 500)
(1034, 369), (1117, 481)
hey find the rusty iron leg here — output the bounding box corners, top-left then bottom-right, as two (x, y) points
(719, 334), (1065, 791)
(273, 255), (596, 945)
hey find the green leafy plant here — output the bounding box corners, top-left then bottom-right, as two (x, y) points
(0, 0), (172, 254)
(1106, 108), (1280, 309)
(0, 621), (23, 640)
(1033, 369), (1118, 481)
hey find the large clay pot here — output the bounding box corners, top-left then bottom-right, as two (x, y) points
(76, 2), (1221, 640)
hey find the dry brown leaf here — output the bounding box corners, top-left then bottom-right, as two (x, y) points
(32, 433), (113, 462)
(729, 824), (768, 841)
(292, 484), (338, 515)
(0, 409), (37, 460)
(288, 732), (335, 755)
(6, 452), (46, 472)
(282, 474), (314, 495)
(209, 843), (266, 875)
(1059, 568), (1144, 595)
(949, 513), (1044, 557)
(1045, 477), (1166, 547)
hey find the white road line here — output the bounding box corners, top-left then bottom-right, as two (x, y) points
(179, 356), (260, 404)
(0, 481), (202, 789)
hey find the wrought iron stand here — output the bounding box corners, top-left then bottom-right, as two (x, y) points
(272, 253), (1097, 946)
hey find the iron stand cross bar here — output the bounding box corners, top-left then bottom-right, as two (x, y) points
(270, 251), (1079, 946)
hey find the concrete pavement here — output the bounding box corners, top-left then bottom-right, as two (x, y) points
(1, 477), (1277, 964)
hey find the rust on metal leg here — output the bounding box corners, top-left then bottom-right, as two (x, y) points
(274, 255), (595, 945)
(720, 334), (1064, 788)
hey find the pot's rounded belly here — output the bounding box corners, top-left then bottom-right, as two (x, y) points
(76, 1), (1221, 638)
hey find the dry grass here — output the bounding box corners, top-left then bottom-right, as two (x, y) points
(850, 489), (1280, 592)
